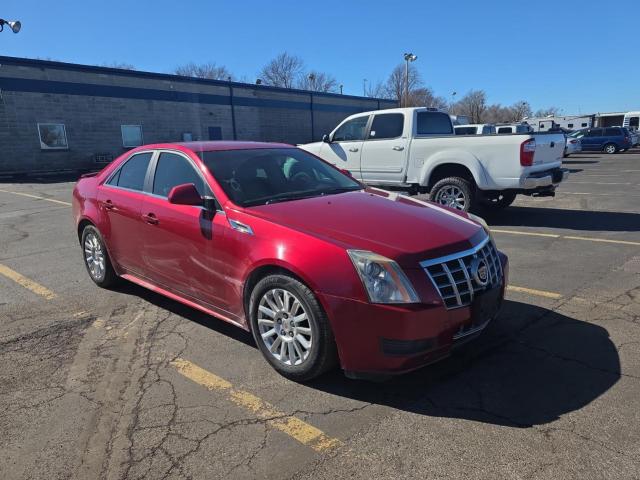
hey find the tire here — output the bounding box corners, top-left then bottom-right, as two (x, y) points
(603, 143), (618, 154)
(81, 225), (119, 288)
(249, 274), (338, 382)
(563, 153), (570, 158)
(480, 191), (517, 210)
(429, 177), (474, 212)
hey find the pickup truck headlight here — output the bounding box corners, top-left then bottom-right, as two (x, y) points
(347, 250), (419, 304)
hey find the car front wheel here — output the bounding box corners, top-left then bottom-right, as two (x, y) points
(81, 225), (119, 288)
(249, 274), (337, 381)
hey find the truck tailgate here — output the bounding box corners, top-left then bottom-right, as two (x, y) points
(532, 133), (564, 169)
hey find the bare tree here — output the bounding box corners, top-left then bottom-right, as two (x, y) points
(260, 52), (305, 88)
(451, 90), (487, 123)
(410, 87), (448, 109)
(297, 71), (339, 93)
(364, 80), (387, 98)
(174, 62), (233, 80)
(101, 62), (136, 70)
(534, 106), (560, 117)
(384, 63), (423, 105)
(509, 101), (532, 122)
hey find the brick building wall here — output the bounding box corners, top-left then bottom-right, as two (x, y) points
(0, 56), (396, 174)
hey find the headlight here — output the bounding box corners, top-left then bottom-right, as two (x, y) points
(347, 250), (419, 304)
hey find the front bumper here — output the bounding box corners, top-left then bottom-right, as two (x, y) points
(522, 167), (569, 189)
(320, 253), (508, 377)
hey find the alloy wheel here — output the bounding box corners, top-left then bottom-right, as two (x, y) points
(257, 288), (312, 366)
(434, 185), (467, 210)
(84, 232), (105, 281)
(605, 144), (616, 154)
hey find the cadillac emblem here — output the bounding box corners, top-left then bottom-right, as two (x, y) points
(471, 257), (490, 287)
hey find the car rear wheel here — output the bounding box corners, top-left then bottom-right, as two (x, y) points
(81, 225), (119, 288)
(603, 143), (618, 154)
(430, 177), (474, 212)
(249, 274), (337, 381)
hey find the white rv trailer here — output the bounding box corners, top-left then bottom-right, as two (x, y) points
(522, 115), (593, 132)
(623, 112), (640, 131)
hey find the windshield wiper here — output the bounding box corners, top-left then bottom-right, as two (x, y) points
(319, 186), (362, 195)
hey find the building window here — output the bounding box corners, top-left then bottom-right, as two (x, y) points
(121, 125), (144, 147)
(38, 123), (68, 150)
(582, 123), (588, 127)
(568, 123), (574, 128)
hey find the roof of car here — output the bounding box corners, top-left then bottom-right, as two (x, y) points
(141, 141), (295, 153)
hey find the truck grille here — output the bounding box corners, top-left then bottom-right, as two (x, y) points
(420, 236), (502, 309)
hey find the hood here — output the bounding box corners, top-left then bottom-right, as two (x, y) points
(247, 189), (485, 268)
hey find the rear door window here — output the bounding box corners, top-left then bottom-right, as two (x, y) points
(333, 116), (369, 142)
(416, 112), (453, 135)
(368, 113), (404, 140)
(604, 127), (621, 136)
(107, 152), (153, 191)
(152, 152), (205, 197)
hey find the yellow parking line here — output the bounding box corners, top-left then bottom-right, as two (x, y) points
(491, 229), (560, 238)
(562, 236), (640, 247)
(492, 229), (640, 246)
(0, 188), (72, 206)
(0, 263), (57, 300)
(507, 285), (563, 299)
(171, 358), (342, 452)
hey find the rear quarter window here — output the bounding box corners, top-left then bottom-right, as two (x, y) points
(416, 112), (453, 135)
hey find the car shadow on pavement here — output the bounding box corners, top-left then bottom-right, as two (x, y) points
(309, 300), (620, 428)
(112, 282), (256, 348)
(483, 206), (640, 232)
(562, 159), (600, 164)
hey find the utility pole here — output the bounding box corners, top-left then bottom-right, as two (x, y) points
(403, 53), (417, 107)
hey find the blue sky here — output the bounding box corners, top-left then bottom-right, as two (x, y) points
(1, 0), (638, 114)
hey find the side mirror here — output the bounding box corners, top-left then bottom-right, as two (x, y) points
(322, 134), (331, 143)
(167, 183), (203, 206)
(340, 168), (353, 177)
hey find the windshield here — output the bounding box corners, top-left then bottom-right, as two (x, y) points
(200, 148), (362, 207)
(569, 130), (585, 138)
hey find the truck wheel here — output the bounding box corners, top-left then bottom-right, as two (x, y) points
(603, 143), (617, 154)
(481, 191), (517, 210)
(430, 177), (474, 212)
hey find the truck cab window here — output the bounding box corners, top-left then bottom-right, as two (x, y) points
(368, 114), (403, 140)
(333, 116), (369, 142)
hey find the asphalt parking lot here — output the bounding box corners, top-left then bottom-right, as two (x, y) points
(1, 150), (639, 480)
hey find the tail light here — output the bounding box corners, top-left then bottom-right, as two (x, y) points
(520, 139), (536, 166)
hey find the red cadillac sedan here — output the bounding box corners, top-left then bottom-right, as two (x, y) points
(73, 141), (508, 381)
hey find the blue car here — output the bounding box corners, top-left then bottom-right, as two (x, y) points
(569, 127), (633, 154)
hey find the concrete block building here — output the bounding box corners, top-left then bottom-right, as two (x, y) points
(0, 56), (396, 174)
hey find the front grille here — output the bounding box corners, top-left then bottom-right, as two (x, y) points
(420, 236), (502, 309)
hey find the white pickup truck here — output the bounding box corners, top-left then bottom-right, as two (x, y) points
(300, 107), (568, 211)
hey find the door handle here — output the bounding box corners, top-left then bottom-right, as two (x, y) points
(101, 199), (116, 210)
(142, 213), (159, 225)
(392, 146), (405, 151)
(348, 147), (359, 152)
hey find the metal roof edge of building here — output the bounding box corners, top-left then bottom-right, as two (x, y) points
(0, 55), (397, 104)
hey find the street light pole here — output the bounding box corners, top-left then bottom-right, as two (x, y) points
(0, 18), (21, 33)
(403, 53), (417, 107)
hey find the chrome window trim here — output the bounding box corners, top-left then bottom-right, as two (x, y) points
(102, 148), (225, 215)
(104, 150), (156, 187)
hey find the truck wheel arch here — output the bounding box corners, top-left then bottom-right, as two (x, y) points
(424, 162), (480, 191)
